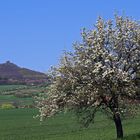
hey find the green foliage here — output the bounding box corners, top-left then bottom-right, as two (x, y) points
(0, 103), (15, 109)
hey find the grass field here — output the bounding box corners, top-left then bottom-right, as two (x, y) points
(0, 85), (27, 92)
(0, 85), (46, 107)
(0, 108), (140, 140)
(0, 95), (33, 105)
(0, 85), (140, 140)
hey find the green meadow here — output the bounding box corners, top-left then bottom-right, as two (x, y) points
(0, 108), (140, 140)
(0, 85), (140, 140)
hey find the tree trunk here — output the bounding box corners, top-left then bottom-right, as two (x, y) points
(113, 113), (123, 139)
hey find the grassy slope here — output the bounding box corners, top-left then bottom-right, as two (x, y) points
(0, 85), (27, 92)
(0, 95), (33, 105)
(0, 109), (140, 140)
(0, 85), (45, 106)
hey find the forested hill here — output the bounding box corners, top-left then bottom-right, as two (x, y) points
(0, 61), (48, 85)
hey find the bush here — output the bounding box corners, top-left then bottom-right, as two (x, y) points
(1, 103), (15, 109)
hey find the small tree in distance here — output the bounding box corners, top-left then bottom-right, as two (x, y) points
(37, 15), (140, 139)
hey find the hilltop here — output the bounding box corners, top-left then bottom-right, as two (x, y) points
(0, 61), (49, 85)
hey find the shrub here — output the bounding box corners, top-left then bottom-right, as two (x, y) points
(1, 103), (15, 109)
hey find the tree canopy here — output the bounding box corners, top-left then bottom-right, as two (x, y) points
(37, 15), (140, 139)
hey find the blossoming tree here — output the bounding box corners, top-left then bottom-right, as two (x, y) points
(37, 15), (140, 139)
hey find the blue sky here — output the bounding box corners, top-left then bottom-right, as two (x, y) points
(0, 0), (140, 72)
